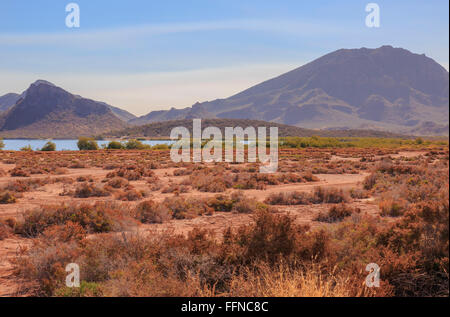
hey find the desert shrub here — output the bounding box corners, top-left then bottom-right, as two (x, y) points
(134, 200), (171, 223)
(349, 188), (370, 199)
(0, 190), (19, 204)
(115, 188), (145, 201)
(302, 171), (319, 182)
(375, 199), (449, 296)
(232, 199), (274, 214)
(15, 239), (81, 295)
(106, 177), (128, 188)
(223, 209), (316, 264)
(74, 182), (111, 198)
(151, 144), (170, 150)
(77, 137), (99, 151)
(20, 145), (33, 151)
(379, 198), (407, 217)
(40, 141), (56, 151)
(316, 204), (359, 222)
(124, 139), (151, 150)
(363, 173), (377, 190)
(106, 141), (124, 150)
(69, 160), (87, 168)
(265, 187), (349, 205)
(311, 187), (350, 204)
(106, 165), (155, 181)
(9, 167), (30, 177)
(4, 179), (45, 192)
(187, 173), (230, 192)
(161, 183), (189, 194)
(162, 196), (214, 219)
(264, 191), (311, 205)
(207, 194), (237, 212)
(41, 221), (87, 243)
(173, 168), (192, 176)
(16, 202), (133, 237)
(76, 175), (93, 182)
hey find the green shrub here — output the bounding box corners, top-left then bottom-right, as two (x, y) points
(20, 145), (33, 151)
(124, 139), (151, 150)
(106, 141), (124, 150)
(151, 143), (170, 150)
(77, 137), (99, 151)
(40, 141), (56, 151)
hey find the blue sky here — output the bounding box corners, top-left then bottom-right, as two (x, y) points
(0, 0), (448, 115)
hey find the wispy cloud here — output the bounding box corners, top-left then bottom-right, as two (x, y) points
(0, 19), (353, 47)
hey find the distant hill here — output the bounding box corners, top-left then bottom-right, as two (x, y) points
(0, 80), (128, 138)
(103, 118), (409, 139)
(131, 46), (449, 135)
(407, 121), (449, 136)
(0, 88), (136, 123)
(0, 93), (21, 112)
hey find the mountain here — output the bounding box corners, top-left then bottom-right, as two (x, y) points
(104, 118), (409, 139)
(132, 46), (449, 135)
(0, 80), (128, 138)
(0, 84), (136, 123)
(0, 93), (21, 112)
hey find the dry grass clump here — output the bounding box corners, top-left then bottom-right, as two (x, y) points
(379, 198), (407, 217)
(106, 165), (155, 181)
(76, 175), (93, 182)
(224, 263), (360, 297)
(316, 204), (360, 223)
(133, 200), (171, 224)
(0, 190), (21, 204)
(10, 167), (30, 177)
(106, 177), (129, 188)
(265, 187), (350, 205)
(114, 187), (147, 201)
(161, 183), (190, 194)
(74, 182), (111, 198)
(163, 196), (214, 219)
(15, 202), (134, 237)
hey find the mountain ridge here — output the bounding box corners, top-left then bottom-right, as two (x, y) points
(130, 46), (449, 135)
(0, 80), (128, 138)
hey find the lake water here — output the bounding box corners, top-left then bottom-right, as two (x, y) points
(1, 139), (174, 151)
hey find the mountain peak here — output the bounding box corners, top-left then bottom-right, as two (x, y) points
(0, 80), (127, 137)
(31, 80), (57, 87)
